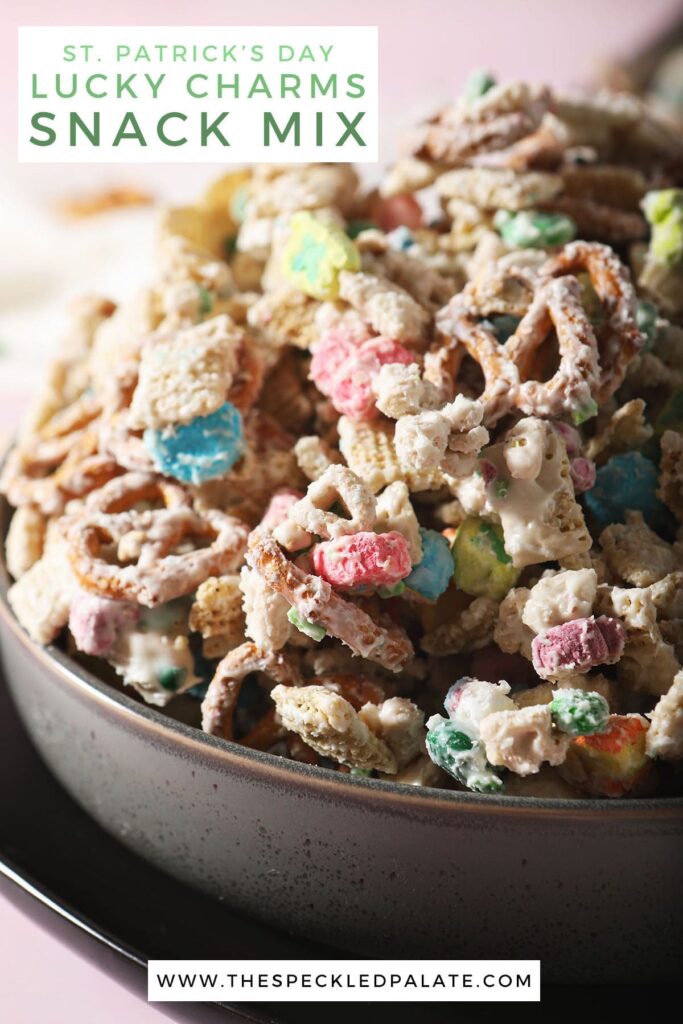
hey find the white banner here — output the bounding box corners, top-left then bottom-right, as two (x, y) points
(18, 26), (378, 163)
(148, 959), (541, 1002)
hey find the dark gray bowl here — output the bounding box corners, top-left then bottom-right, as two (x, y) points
(1, 495), (681, 982)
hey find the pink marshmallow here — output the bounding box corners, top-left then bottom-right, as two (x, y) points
(531, 615), (626, 679)
(477, 459), (498, 487)
(328, 358), (380, 420)
(69, 591), (140, 657)
(311, 530), (412, 590)
(329, 337), (415, 420)
(550, 421), (582, 457)
(442, 676), (475, 717)
(570, 457), (596, 493)
(594, 616), (627, 660)
(260, 489), (305, 530)
(312, 332), (416, 421)
(362, 336), (417, 368)
(309, 330), (359, 395)
(372, 194), (424, 232)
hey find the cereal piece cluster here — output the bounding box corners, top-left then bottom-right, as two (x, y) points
(3, 75), (683, 797)
(479, 705), (572, 777)
(599, 512), (679, 587)
(596, 582), (680, 698)
(5, 505), (46, 579)
(338, 270), (430, 344)
(393, 395), (489, 478)
(521, 568), (597, 634)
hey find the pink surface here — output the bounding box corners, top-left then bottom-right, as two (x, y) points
(0, 893), (172, 1023)
(0, 1), (681, 1020)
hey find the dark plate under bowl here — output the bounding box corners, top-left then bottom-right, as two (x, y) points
(1, 494), (682, 982)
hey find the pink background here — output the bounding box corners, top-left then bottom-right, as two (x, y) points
(0, 0), (681, 1020)
(2, 0), (683, 197)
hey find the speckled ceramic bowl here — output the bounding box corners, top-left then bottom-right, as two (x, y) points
(1, 495), (681, 983)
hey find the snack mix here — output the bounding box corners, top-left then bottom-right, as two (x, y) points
(4, 73), (683, 799)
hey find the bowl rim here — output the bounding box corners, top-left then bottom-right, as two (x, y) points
(1, 495), (682, 820)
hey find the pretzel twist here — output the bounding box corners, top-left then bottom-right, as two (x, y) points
(0, 395), (121, 514)
(201, 641), (303, 740)
(434, 241), (643, 425)
(67, 506), (248, 606)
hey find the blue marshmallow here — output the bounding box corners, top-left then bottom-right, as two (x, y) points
(584, 451), (672, 533)
(404, 528), (454, 602)
(144, 401), (246, 485)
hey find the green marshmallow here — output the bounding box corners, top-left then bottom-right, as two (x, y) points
(229, 185), (249, 224)
(654, 387), (683, 436)
(465, 69), (496, 101)
(636, 300), (659, 351)
(577, 272), (604, 325)
(197, 285), (213, 315)
(571, 398), (599, 426)
(494, 209), (577, 249)
(550, 689), (610, 737)
(426, 717), (502, 793)
(223, 234), (238, 258)
(157, 666), (187, 692)
(345, 219), (379, 240)
(481, 314), (521, 344)
(643, 189), (683, 267)
(287, 607), (326, 642)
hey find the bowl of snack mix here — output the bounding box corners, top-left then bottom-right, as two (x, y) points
(1, 74), (682, 981)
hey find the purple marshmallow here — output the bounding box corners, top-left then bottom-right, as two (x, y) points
(69, 591), (140, 656)
(532, 615), (625, 679)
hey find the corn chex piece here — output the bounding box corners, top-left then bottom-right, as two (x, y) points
(338, 416), (445, 494)
(8, 520), (77, 644)
(189, 575), (246, 658)
(659, 430), (683, 521)
(271, 684), (398, 773)
(646, 671), (683, 761)
(600, 512), (678, 587)
(129, 316), (242, 430)
(5, 506), (46, 579)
